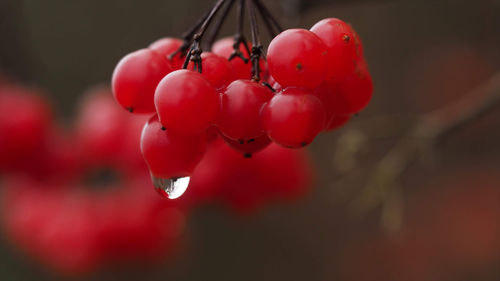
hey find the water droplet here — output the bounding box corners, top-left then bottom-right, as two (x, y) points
(151, 175), (190, 199)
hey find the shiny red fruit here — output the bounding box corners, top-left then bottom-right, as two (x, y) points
(154, 70), (219, 134)
(314, 60), (373, 115)
(267, 29), (328, 89)
(221, 134), (272, 157)
(112, 48), (173, 113)
(310, 18), (360, 81)
(187, 52), (235, 89)
(217, 80), (274, 140)
(212, 37), (267, 80)
(149, 37), (184, 69)
(262, 88), (326, 148)
(141, 115), (206, 179)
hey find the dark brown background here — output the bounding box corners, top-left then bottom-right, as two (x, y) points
(1, 0), (500, 280)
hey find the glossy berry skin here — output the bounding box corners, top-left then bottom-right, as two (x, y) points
(149, 37), (184, 69)
(314, 60), (373, 115)
(212, 37), (266, 80)
(188, 52), (234, 89)
(351, 28), (364, 59)
(141, 116), (206, 179)
(267, 29), (328, 89)
(155, 70), (218, 134)
(221, 134), (272, 157)
(112, 49), (173, 113)
(262, 88), (326, 148)
(310, 18), (359, 81)
(217, 80), (274, 140)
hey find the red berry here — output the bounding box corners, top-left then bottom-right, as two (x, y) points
(140, 115), (206, 179)
(326, 114), (351, 131)
(95, 183), (185, 261)
(0, 84), (52, 172)
(267, 29), (328, 89)
(75, 86), (130, 165)
(217, 80), (274, 140)
(186, 139), (313, 213)
(36, 195), (102, 274)
(112, 49), (173, 113)
(262, 88), (326, 148)
(2, 174), (186, 274)
(351, 28), (364, 59)
(205, 126), (220, 143)
(187, 52), (234, 89)
(149, 37), (184, 69)
(221, 134), (271, 157)
(75, 86), (148, 172)
(310, 18), (359, 81)
(314, 60), (373, 115)
(212, 37), (267, 80)
(272, 81), (282, 93)
(155, 69), (219, 134)
(27, 128), (82, 183)
(255, 144), (314, 201)
(181, 139), (229, 206)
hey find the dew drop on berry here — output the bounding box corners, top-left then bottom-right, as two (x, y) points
(151, 175), (190, 199)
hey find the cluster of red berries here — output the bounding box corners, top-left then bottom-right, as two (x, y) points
(0, 79), (313, 274)
(112, 17), (372, 196)
(0, 82), (186, 274)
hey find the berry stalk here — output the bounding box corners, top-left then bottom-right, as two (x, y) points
(168, 9), (211, 61)
(254, 0), (283, 34)
(183, 0), (230, 71)
(228, 0), (250, 64)
(247, 0), (264, 82)
(206, 0), (236, 50)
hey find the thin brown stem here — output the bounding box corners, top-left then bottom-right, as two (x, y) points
(229, 0), (250, 64)
(168, 9), (211, 61)
(350, 71), (500, 226)
(206, 0), (236, 49)
(247, 0), (264, 81)
(183, 0), (229, 71)
(255, 0), (278, 39)
(254, 0), (283, 33)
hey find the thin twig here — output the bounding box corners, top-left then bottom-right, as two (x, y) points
(255, 0), (278, 39)
(247, 0), (264, 81)
(229, 0), (250, 64)
(169, 9), (211, 61)
(254, 0), (283, 33)
(206, 0), (236, 49)
(183, 0), (229, 71)
(350, 71), (500, 226)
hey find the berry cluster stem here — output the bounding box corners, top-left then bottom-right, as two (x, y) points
(206, 0), (236, 49)
(229, 0), (250, 64)
(171, 0), (283, 78)
(182, 0), (229, 71)
(168, 9), (211, 61)
(247, 0), (264, 82)
(254, 0), (283, 34)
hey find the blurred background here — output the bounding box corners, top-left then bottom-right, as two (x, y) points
(1, 0), (500, 280)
